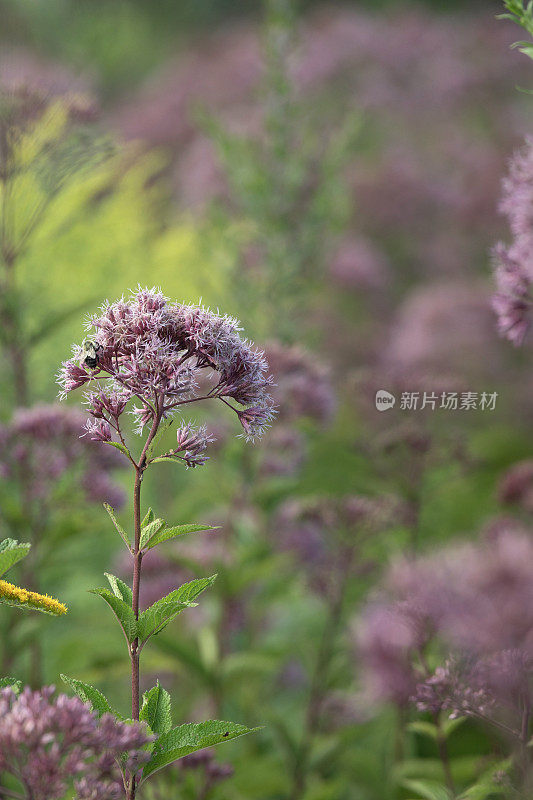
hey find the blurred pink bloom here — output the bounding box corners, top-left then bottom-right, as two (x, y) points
(264, 341), (335, 425)
(383, 281), (503, 377)
(0, 686), (151, 800)
(498, 460), (533, 513)
(0, 49), (97, 120)
(329, 236), (389, 291)
(0, 404), (125, 509)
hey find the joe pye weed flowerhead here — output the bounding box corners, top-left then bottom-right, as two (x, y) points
(0, 686), (152, 800)
(56, 286), (275, 800)
(58, 285), (275, 455)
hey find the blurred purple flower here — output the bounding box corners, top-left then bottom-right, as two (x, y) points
(0, 49), (97, 123)
(492, 241), (532, 345)
(329, 236), (390, 291)
(264, 341), (335, 425)
(260, 427), (306, 478)
(180, 747), (234, 783)
(0, 686), (152, 800)
(356, 601), (430, 706)
(0, 404), (125, 509)
(498, 460), (533, 513)
(492, 138), (533, 345)
(275, 495), (398, 596)
(383, 281), (503, 378)
(414, 650), (532, 737)
(387, 527), (533, 655)
(358, 524), (533, 724)
(413, 657), (493, 719)
(500, 136), (533, 239)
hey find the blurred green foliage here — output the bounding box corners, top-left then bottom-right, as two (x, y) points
(0, 0), (532, 798)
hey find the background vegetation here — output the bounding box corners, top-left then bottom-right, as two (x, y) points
(1, 0), (532, 798)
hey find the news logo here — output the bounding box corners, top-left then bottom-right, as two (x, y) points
(375, 390), (396, 411)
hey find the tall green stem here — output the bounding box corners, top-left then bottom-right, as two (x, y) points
(126, 406), (161, 800)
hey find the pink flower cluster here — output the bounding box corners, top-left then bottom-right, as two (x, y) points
(254, 341), (336, 477)
(58, 287), (275, 464)
(275, 495), (398, 597)
(0, 48), (96, 121)
(0, 404), (125, 509)
(357, 601), (429, 706)
(498, 459), (533, 513)
(357, 523), (533, 731)
(0, 686), (152, 800)
(264, 341), (335, 425)
(493, 139), (533, 345)
(414, 650), (531, 727)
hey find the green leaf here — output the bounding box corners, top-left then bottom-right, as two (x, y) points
(140, 682), (172, 736)
(141, 719), (260, 782)
(105, 573), (133, 606)
(104, 504), (131, 550)
(103, 441), (132, 460)
(0, 676), (22, 693)
(139, 518), (166, 550)
(396, 756), (480, 787)
(137, 595), (194, 644)
(0, 539), (31, 577)
(459, 758), (512, 800)
(61, 674), (122, 719)
(407, 721), (438, 741)
(459, 784), (503, 800)
(171, 575), (217, 604)
(137, 576), (216, 644)
(89, 587), (137, 642)
(402, 779), (453, 800)
(441, 716), (465, 738)
(142, 508), (155, 528)
(150, 455), (182, 465)
(516, 84), (533, 95)
(511, 39), (533, 49)
(144, 523), (218, 551)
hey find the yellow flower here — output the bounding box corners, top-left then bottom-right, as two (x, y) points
(0, 579), (67, 616)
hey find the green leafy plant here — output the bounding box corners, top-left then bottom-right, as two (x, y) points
(58, 286), (274, 798)
(204, 0), (360, 344)
(499, 1), (533, 61)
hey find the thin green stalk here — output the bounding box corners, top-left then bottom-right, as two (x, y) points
(126, 406), (162, 800)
